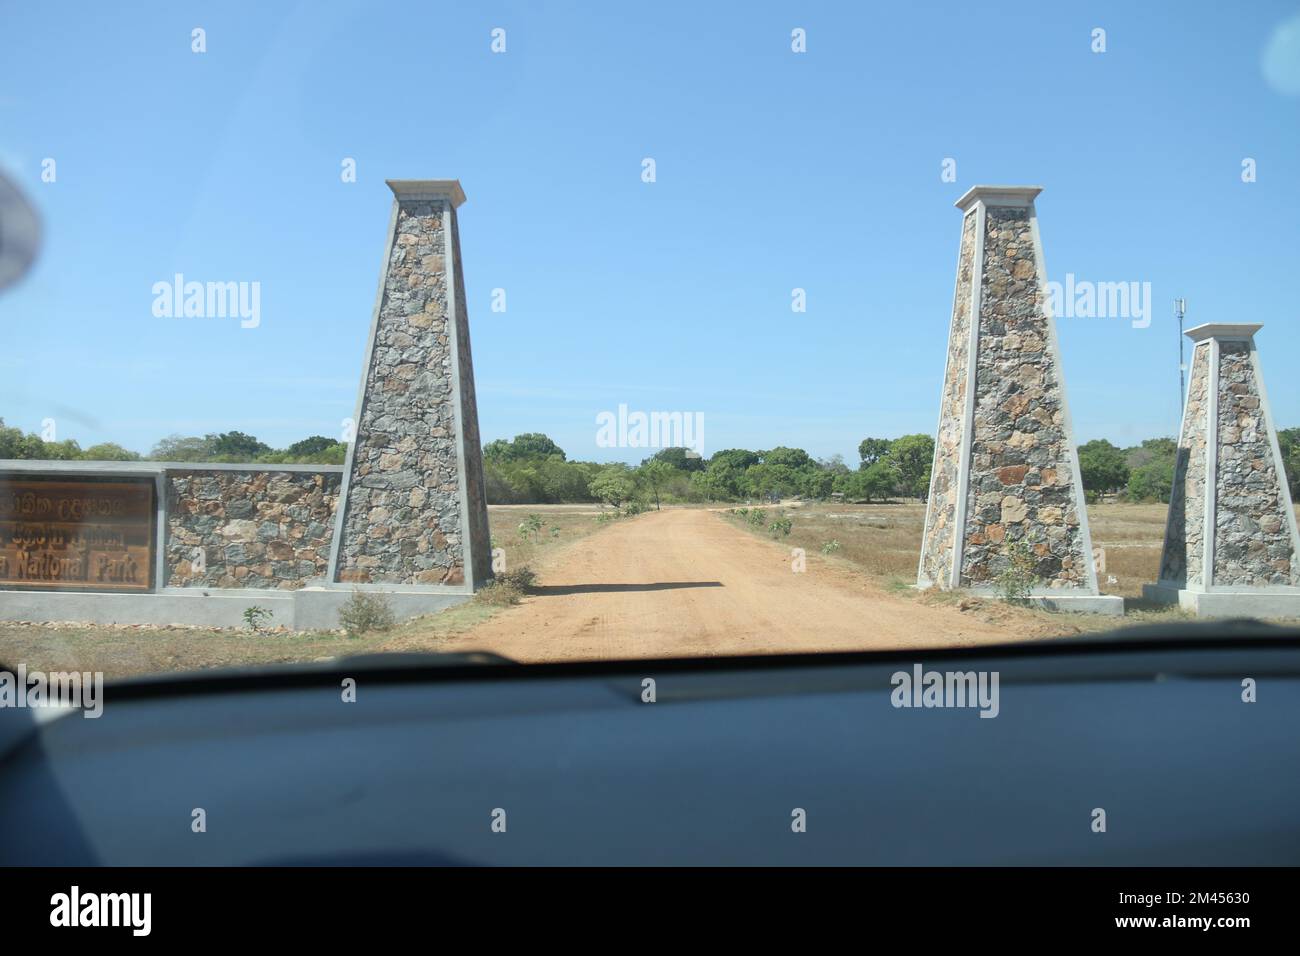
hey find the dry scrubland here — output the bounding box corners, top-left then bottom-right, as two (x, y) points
(719, 499), (1300, 635)
(733, 501), (1173, 600)
(3, 501), (1298, 679)
(0, 507), (605, 679)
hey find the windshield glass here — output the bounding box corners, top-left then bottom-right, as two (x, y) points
(2, 2), (1299, 681)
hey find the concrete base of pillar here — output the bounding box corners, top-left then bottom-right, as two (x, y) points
(0, 586), (471, 631)
(1028, 593), (1125, 616)
(1143, 583), (1300, 619)
(915, 584), (1125, 615)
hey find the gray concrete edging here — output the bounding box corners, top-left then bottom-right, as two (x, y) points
(1143, 583), (1300, 618)
(0, 587), (470, 630)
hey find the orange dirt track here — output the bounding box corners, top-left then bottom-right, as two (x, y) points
(442, 508), (1022, 662)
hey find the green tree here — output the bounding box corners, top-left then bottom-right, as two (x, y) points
(0, 419), (46, 459)
(835, 460), (896, 502)
(487, 433), (566, 462)
(818, 454), (851, 476)
(886, 434), (934, 499)
(210, 431), (271, 460)
(1127, 459), (1175, 503)
(861, 460), (897, 501)
(150, 434), (217, 461)
(1078, 439), (1130, 494)
(799, 469), (834, 500)
(761, 446), (813, 470)
(637, 459), (674, 510)
(694, 449), (759, 500)
(286, 435), (338, 458)
(81, 442), (142, 461)
(589, 466), (636, 511)
(743, 462), (801, 499)
(708, 448), (760, 470)
(647, 446), (705, 473)
(858, 438), (891, 468)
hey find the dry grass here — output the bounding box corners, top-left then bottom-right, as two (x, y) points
(719, 499), (1300, 636)
(0, 505), (614, 680)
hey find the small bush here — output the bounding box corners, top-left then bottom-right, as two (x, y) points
(993, 540), (1041, 605)
(476, 565), (538, 607)
(821, 539), (841, 555)
(747, 509), (766, 528)
(338, 590), (396, 638)
(497, 566), (537, 590)
(243, 605), (274, 632)
(518, 513), (544, 540)
(768, 511), (792, 537)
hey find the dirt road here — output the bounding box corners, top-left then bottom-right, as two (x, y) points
(441, 508), (1024, 661)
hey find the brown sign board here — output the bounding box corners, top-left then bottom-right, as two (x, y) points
(0, 477), (155, 592)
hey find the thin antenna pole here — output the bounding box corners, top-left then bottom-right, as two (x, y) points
(1175, 297), (1187, 414)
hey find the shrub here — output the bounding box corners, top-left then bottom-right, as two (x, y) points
(476, 566), (538, 607)
(993, 540), (1041, 605)
(338, 590), (396, 638)
(242, 605), (274, 632)
(746, 509), (766, 528)
(768, 514), (793, 538)
(1127, 459), (1175, 503)
(518, 513), (544, 540)
(497, 566), (537, 590)
(821, 539), (841, 555)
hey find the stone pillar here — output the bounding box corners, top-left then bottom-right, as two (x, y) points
(1145, 324), (1300, 616)
(327, 180), (492, 590)
(917, 185), (1121, 614)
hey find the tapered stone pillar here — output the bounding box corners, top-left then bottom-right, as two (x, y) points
(917, 185), (1121, 614)
(1145, 324), (1300, 616)
(327, 180), (492, 590)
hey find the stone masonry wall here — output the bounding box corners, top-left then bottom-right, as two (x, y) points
(919, 209), (977, 587)
(335, 199), (467, 585)
(166, 470), (340, 589)
(1213, 342), (1298, 586)
(1160, 342), (1209, 586)
(960, 206), (1087, 589)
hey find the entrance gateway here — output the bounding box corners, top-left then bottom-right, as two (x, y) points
(0, 180), (490, 629)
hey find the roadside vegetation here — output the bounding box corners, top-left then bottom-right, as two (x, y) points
(8, 418), (1298, 510)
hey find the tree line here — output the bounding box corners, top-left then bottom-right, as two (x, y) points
(5, 417), (1298, 509)
(1079, 431), (1300, 504)
(481, 432), (938, 508)
(0, 421), (346, 466)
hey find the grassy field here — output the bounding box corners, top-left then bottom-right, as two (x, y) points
(5, 500), (1298, 678)
(720, 500), (1175, 598)
(719, 499), (1300, 635)
(0, 505), (613, 680)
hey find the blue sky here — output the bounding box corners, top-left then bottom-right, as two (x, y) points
(2, 0), (1298, 464)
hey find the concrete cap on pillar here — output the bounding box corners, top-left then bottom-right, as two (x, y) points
(385, 179), (467, 208)
(955, 185), (1044, 212)
(1185, 322), (1263, 342)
